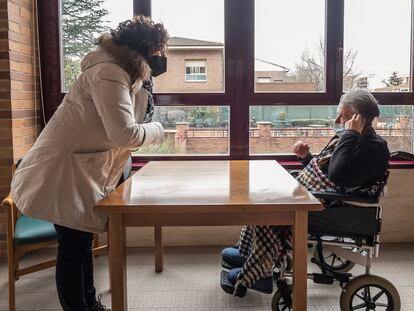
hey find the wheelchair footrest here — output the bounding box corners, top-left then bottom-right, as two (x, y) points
(333, 272), (352, 283)
(312, 273), (334, 285)
(220, 270), (247, 297)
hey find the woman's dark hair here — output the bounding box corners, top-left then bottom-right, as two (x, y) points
(110, 15), (169, 59)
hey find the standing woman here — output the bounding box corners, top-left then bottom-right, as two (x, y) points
(10, 16), (169, 311)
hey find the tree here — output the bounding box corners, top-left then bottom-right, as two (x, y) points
(290, 39), (362, 91)
(382, 71), (405, 87)
(189, 107), (220, 128)
(62, 0), (109, 90)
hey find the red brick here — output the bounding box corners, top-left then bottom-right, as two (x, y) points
(10, 0), (32, 10)
(0, 127), (12, 137)
(8, 1), (20, 15)
(11, 135), (23, 146)
(8, 20), (20, 33)
(0, 146), (12, 157)
(0, 59), (9, 70)
(8, 12), (30, 28)
(9, 51), (32, 63)
(10, 70), (34, 82)
(9, 40), (31, 55)
(0, 158), (13, 166)
(8, 29), (31, 45)
(24, 134), (35, 144)
(0, 79), (10, 90)
(0, 99), (11, 110)
(0, 109), (11, 118)
(0, 138), (12, 145)
(11, 91), (34, 100)
(11, 99), (37, 109)
(13, 143), (31, 157)
(12, 125), (34, 137)
(0, 118), (11, 127)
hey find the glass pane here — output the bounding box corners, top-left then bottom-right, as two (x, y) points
(376, 105), (412, 153)
(151, 0), (224, 93)
(249, 105), (412, 154)
(344, 0), (412, 92)
(133, 106), (229, 155)
(250, 106), (336, 154)
(255, 0), (326, 92)
(61, 0), (132, 92)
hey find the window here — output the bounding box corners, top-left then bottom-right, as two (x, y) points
(151, 0), (224, 93)
(250, 105), (413, 154)
(344, 0), (412, 92)
(255, 0), (326, 92)
(133, 106), (229, 155)
(250, 106), (337, 154)
(41, 0), (414, 158)
(60, 0), (133, 92)
(185, 60), (207, 82)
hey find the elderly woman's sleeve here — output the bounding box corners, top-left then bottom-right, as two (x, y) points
(90, 64), (164, 149)
(328, 130), (387, 187)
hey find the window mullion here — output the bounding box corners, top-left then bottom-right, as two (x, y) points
(134, 0), (150, 16)
(326, 0), (344, 102)
(226, 0), (253, 159)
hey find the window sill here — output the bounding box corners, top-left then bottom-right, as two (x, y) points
(132, 159), (414, 171)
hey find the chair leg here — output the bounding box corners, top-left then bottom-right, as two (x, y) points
(13, 254), (20, 281)
(8, 241), (16, 311)
(107, 230), (111, 292)
(6, 203), (16, 311)
(8, 267), (16, 311)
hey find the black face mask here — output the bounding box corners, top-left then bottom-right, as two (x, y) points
(147, 55), (167, 77)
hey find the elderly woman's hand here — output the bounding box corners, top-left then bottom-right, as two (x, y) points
(345, 114), (365, 134)
(293, 141), (310, 159)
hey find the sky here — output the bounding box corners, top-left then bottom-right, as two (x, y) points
(100, 0), (411, 90)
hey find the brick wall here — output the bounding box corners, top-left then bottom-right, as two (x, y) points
(0, 0), (40, 262)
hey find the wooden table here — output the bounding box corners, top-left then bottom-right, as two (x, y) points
(94, 160), (322, 311)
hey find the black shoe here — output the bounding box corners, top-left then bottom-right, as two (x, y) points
(89, 293), (111, 311)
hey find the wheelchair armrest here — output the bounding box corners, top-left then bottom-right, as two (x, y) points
(311, 191), (380, 204)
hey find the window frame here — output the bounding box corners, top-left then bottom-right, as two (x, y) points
(38, 0), (414, 162)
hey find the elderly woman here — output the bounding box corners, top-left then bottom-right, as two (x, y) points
(221, 89), (390, 296)
(10, 16), (169, 311)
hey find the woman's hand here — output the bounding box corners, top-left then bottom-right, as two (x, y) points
(293, 141), (310, 159)
(345, 114), (365, 134)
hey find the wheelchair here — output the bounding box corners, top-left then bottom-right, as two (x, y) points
(220, 170), (401, 311)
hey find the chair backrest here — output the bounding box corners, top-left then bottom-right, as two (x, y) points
(5, 160), (22, 229)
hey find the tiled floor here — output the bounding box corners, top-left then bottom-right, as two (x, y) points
(1, 244), (413, 310)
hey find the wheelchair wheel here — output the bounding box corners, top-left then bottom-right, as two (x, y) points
(313, 245), (355, 272)
(271, 285), (292, 311)
(340, 275), (401, 311)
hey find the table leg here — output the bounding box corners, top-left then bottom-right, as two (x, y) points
(154, 226), (163, 273)
(109, 214), (127, 311)
(292, 210), (308, 311)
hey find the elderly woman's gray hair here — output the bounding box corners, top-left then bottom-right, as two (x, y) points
(339, 89), (380, 123)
